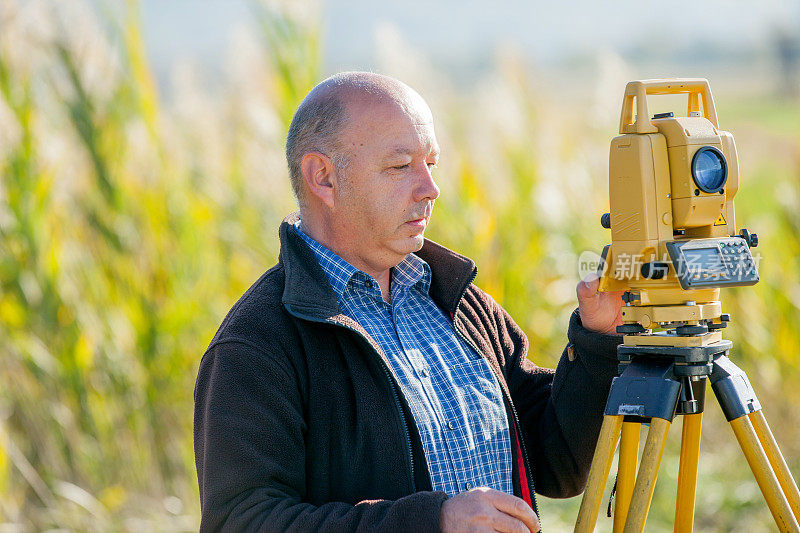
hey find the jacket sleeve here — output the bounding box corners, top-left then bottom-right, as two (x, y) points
(193, 339), (447, 532)
(502, 306), (621, 498)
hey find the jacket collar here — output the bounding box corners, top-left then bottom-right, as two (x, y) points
(279, 212), (477, 319)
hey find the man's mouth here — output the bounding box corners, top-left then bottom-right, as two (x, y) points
(405, 205), (432, 228)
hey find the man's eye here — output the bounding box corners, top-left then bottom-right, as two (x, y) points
(392, 164), (410, 170)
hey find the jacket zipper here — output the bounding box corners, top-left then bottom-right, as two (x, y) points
(451, 272), (542, 529)
(283, 304), (416, 492)
(381, 363), (416, 491)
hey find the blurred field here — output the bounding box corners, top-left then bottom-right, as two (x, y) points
(1, 1), (799, 531)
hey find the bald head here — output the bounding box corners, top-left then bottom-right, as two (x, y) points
(285, 72), (432, 205)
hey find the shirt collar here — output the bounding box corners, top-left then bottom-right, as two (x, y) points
(393, 251), (431, 295)
(293, 219), (432, 300)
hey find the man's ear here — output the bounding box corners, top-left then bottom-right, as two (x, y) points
(301, 152), (337, 209)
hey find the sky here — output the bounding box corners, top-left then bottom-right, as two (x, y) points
(140, 0), (800, 89)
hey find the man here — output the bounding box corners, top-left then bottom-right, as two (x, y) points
(194, 72), (624, 532)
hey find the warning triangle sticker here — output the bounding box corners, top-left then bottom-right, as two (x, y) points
(714, 213), (726, 226)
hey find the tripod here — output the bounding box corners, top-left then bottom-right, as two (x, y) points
(574, 340), (800, 532)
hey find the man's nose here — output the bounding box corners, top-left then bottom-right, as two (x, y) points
(414, 164), (440, 202)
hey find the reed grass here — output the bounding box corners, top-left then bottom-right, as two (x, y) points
(0, 0), (798, 530)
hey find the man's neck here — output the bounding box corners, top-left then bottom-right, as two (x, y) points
(298, 214), (393, 303)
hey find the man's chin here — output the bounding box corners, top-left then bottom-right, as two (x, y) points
(394, 234), (425, 256)
(408, 234), (426, 252)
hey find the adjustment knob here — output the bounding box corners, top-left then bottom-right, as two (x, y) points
(617, 323), (646, 334)
(601, 213), (611, 229)
(676, 324), (709, 336)
(641, 262), (669, 280)
(739, 228), (758, 248)
(622, 291), (640, 304)
(708, 313), (731, 331)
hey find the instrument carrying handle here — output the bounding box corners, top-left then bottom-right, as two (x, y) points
(618, 78), (719, 134)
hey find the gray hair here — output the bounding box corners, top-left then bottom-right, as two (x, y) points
(285, 78), (352, 206)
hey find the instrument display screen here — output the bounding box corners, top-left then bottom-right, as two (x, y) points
(665, 237), (759, 289)
(682, 247), (724, 273)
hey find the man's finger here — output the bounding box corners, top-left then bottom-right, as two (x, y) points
(491, 513), (533, 533)
(490, 492), (540, 532)
(577, 273), (600, 301)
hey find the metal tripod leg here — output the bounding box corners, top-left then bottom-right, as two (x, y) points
(614, 422), (640, 533)
(623, 417), (671, 533)
(575, 415), (624, 533)
(674, 412), (703, 533)
(712, 355), (800, 532)
(749, 410), (800, 522)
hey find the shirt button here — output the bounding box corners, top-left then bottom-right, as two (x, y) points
(364, 280), (373, 288)
(420, 369), (428, 377)
(447, 422), (455, 430)
(465, 482), (473, 490)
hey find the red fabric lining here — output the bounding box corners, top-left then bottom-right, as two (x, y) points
(512, 421), (533, 508)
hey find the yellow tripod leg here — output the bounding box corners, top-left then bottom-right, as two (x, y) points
(623, 417), (671, 533)
(749, 411), (800, 522)
(575, 415), (624, 533)
(614, 422), (640, 533)
(730, 415), (800, 532)
(674, 413), (703, 533)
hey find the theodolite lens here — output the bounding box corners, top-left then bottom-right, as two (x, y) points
(691, 146), (728, 193)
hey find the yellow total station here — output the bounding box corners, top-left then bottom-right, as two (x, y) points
(575, 79), (800, 533)
(597, 78), (758, 346)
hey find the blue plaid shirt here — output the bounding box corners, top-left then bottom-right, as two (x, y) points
(294, 222), (513, 496)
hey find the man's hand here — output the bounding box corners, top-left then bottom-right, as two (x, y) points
(440, 487), (540, 533)
(576, 273), (625, 335)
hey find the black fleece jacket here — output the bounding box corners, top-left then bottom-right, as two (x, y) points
(193, 212), (622, 532)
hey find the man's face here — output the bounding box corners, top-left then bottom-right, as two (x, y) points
(331, 96), (440, 272)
